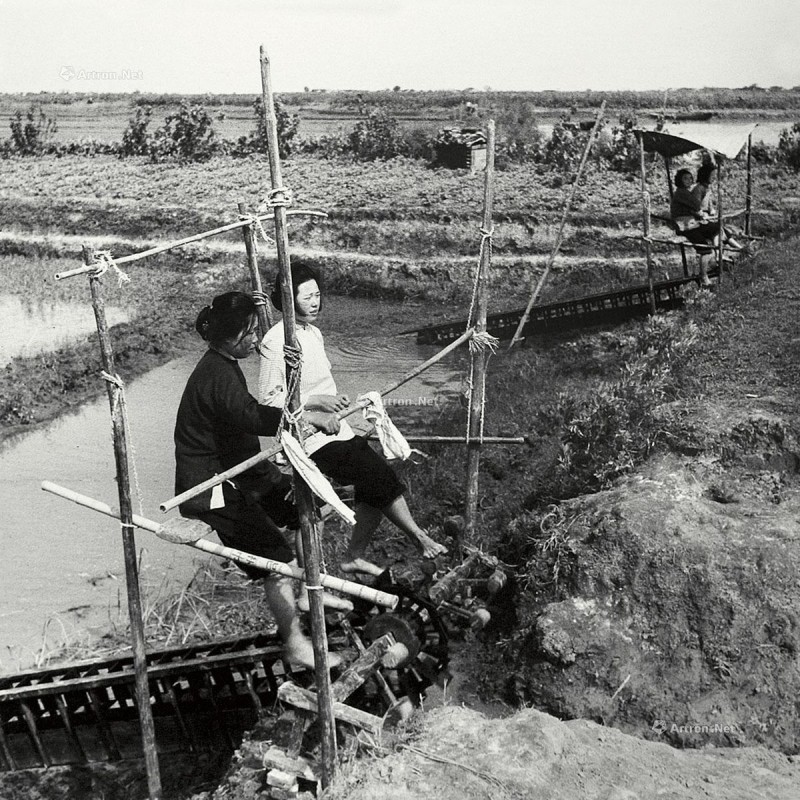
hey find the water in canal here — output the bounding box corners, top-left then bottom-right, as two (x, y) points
(0, 324), (462, 672)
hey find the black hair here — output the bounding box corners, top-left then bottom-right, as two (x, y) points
(195, 291), (257, 343)
(675, 168), (694, 186)
(270, 260), (323, 313)
(696, 163), (716, 185)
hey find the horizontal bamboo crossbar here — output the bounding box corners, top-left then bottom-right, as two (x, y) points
(160, 327), (476, 513)
(54, 210), (327, 281)
(367, 435), (530, 445)
(41, 481), (398, 609)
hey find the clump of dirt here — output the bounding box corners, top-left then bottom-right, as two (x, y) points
(505, 424), (800, 754)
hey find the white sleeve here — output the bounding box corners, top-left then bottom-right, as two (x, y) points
(258, 329), (287, 407)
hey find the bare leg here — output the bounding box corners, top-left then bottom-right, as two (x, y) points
(341, 502), (384, 575)
(698, 253), (712, 286)
(381, 496), (448, 559)
(263, 561), (341, 668)
(294, 527), (354, 611)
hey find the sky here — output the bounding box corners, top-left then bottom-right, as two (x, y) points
(1, 0), (799, 94)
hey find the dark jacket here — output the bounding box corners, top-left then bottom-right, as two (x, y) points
(174, 349), (283, 516)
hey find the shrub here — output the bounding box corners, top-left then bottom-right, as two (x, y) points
(495, 101), (544, 168)
(750, 139), (778, 165)
(604, 111), (641, 174)
(235, 97), (300, 159)
(149, 102), (217, 162)
(777, 122), (800, 170)
(541, 114), (589, 172)
(8, 105), (58, 155)
(299, 131), (350, 159)
(534, 313), (698, 501)
(348, 106), (404, 161)
(120, 105), (152, 156)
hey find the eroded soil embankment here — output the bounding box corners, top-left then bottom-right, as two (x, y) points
(473, 235), (800, 756)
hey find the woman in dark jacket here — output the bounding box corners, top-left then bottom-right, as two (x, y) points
(174, 291), (340, 667)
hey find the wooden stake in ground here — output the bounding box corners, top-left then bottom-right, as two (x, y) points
(464, 120), (495, 545)
(260, 45), (338, 789)
(637, 132), (657, 313)
(508, 101), (607, 348)
(82, 246), (162, 800)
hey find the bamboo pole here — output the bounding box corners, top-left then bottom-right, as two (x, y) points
(637, 135), (657, 314)
(368, 435), (529, 445)
(54, 210), (326, 281)
(745, 134), (752, 236)
(160, 325), (475, 513)
(82, 247), (162, 800)
(716, 159), (724, 281)
(464, 120), (495, 545)
(260, 45), (337, 788)
(238, 201), (273, 337)
(508, 100), (606, 348)
(41, 481), (399, 609)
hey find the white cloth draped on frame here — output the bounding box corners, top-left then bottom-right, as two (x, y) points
(279, 431), (356, 525)
(358, 391), (416, 461)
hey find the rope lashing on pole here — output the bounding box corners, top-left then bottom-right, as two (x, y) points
(463, 226), (499, 445)
(90, 250), (131, 286)
(238, 212), (276, 248)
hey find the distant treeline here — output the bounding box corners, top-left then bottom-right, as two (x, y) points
(4, 87), (800, 112)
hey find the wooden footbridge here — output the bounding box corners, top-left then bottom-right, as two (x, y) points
(411, 274), (701, 346)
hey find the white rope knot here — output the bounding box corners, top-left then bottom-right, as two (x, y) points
(267, 187), (293, 208)
(252, 215), (276, 246)
(304, 584), (324, 591)
(100, 370), (124, 388)
(283, 344), (302, 370)
(252, 290), (269, 307)
(92, 251), (131, 286)
(469, 331), (499, 354)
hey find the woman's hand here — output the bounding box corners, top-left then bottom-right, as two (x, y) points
(304, 411), (341, 435)
(307, 394), (351, 413)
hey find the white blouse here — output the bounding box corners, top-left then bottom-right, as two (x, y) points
(258, 322), (354, 455)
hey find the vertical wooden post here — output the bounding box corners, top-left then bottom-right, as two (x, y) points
(464, 120), (495, 544)
(82, 246), (162, 799)
(259, 46), (338, 788)
(745, 134), (753, 236)
(237, 201), (273, 339)
(638, 135), (656, 313)
(716, 159), (724, 280)
(664, 154), (688, 277)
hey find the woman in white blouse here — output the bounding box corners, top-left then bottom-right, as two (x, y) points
(259, 261), (447, 575)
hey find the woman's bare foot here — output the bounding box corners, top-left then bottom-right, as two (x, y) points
(283, 632), (342, 669)
(340, 557), (384, 577)
(415, 530), (448, 559)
